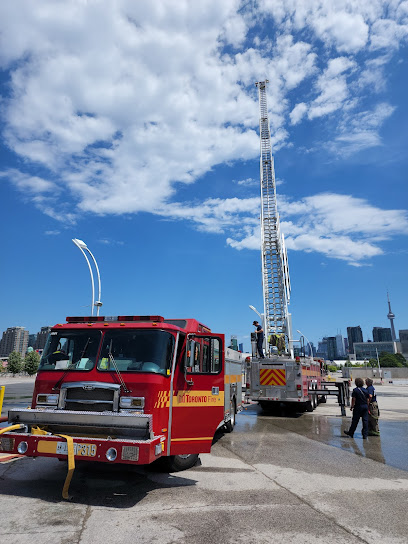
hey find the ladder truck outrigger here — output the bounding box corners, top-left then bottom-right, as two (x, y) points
(246, 81), (343, 413)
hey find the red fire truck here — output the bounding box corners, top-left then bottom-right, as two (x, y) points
(246, 354), (325, 413)
(0, 315), (242, 497)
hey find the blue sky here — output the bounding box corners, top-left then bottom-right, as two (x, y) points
(1, 1), (407, 352)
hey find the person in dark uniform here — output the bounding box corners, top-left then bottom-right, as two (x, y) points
(365, 377), (380, 436)
(344, 377), (369, 439)
(253, 321), (265, 359)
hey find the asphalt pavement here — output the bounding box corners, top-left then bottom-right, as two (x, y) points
(0, 378), (407, 543)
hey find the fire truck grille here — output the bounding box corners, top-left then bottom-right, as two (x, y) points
(63, 387), (116, 412)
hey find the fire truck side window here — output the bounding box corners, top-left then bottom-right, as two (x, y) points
(187, 337), (221, 374)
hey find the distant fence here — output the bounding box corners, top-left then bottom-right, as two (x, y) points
(344, 368), (408, 380)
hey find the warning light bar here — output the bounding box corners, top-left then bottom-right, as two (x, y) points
(66, 316), (165, 323)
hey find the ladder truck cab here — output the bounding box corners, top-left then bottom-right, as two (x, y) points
(246, 334), (324, 412)
(0, 315), (242, 495)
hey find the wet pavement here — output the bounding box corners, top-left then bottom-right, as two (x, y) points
(236, 402), (408, 471)
(1, 379), (408, 543)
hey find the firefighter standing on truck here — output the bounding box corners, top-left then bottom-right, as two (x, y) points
(253, 321), (265, 359)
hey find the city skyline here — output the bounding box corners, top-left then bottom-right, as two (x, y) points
(1, 290), (405, 356)
(1, 2), (407, 351)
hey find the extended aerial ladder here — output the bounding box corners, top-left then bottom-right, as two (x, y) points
(245, 81), (349, 413)
(255, 80), (293, 356)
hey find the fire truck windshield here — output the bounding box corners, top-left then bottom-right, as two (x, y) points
(39, 330), (102, 371)
(98, 330), (175, 375)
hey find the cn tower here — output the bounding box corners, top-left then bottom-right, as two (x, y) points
(387, 292), (397, 342)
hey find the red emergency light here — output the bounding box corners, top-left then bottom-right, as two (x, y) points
(66, 316), (165, 323)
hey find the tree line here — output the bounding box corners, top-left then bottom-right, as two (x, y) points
(4, 351), (40, 376)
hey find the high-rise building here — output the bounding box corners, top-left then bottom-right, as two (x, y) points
(387, 292), (397, 342)
(28, 334), (37, 348)
(347, 326), (363, 354)
(326, 337), (338, 360)
(335, 334), (346, 357)
(0, 327), (29, 357)
(399, 330), (408, 354)
(317, 338), (328, 359)
(372, 327), (392, 342)
(34, 326), (52, 350)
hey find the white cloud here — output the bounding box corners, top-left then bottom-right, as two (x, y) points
(331, 102), (395, 155)
(226, 192), (408, 265)
(290, 102), (307, 125)
(0, 169), (56, 193)
(0, 0), (407, 262)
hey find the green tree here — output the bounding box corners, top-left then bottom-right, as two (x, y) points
(7, 351), (23, 375)
(379, 352), (406, 368)
(24, 351), (40, 376)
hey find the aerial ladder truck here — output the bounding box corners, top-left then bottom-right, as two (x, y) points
(246, 81), (325, 413)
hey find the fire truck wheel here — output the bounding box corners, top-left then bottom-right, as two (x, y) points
(319, 395), (327, 403)
(312, 393), (317, 410)
(305, 400), (314, 412)
(165, 454), (200, 472)
(225, 398), (236, 433)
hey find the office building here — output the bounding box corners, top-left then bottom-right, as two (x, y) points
(0, 327), (29, 357)
(317, 338), (328, 359)
(327, 337), (338, 360)
(347, 326), (363, 354)
(34, 326), (52, 350)
(399, 330), (408, 354)
(335, 334), (346, 357)
(354, 342), (396, 359)
(230, 336), (238, 351)
(373, 327), (392, 342)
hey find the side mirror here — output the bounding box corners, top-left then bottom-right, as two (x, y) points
(183, 343), (194, 386)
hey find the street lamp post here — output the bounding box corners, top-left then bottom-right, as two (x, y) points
(376, 348), (382, 383)
(296, 329), (313, 358)
(249, 304), (267, 356)
(72, 239), (103, 316)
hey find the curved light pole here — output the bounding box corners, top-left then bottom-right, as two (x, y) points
(249, 304), (267, 355)
(296, 329), (313, 358)
(72, 239), (103, 316)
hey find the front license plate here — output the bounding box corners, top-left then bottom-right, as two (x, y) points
(56, 442), (97, 457)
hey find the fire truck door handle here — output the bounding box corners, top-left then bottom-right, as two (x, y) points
(212, 387), (219, 395)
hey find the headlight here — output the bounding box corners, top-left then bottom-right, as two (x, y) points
(106, 448), (117, 461)
(36, 393), (59, 406)
(119, 396), (145, 409)
(17, 441), (28, 454)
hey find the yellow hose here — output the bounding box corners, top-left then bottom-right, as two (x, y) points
(0, 422), (75, 500)
(0, 424), (24, 435)
(0, 386), (4, 415)
(57, 434), (75, 500)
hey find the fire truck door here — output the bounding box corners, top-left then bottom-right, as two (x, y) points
(169, 335), (224, 455)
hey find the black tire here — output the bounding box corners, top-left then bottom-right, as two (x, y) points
(319, 395), (327, 404)
(225, 398), (236, 432)
(305, 400), (314, 412)
(153, 454), (199, 472)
